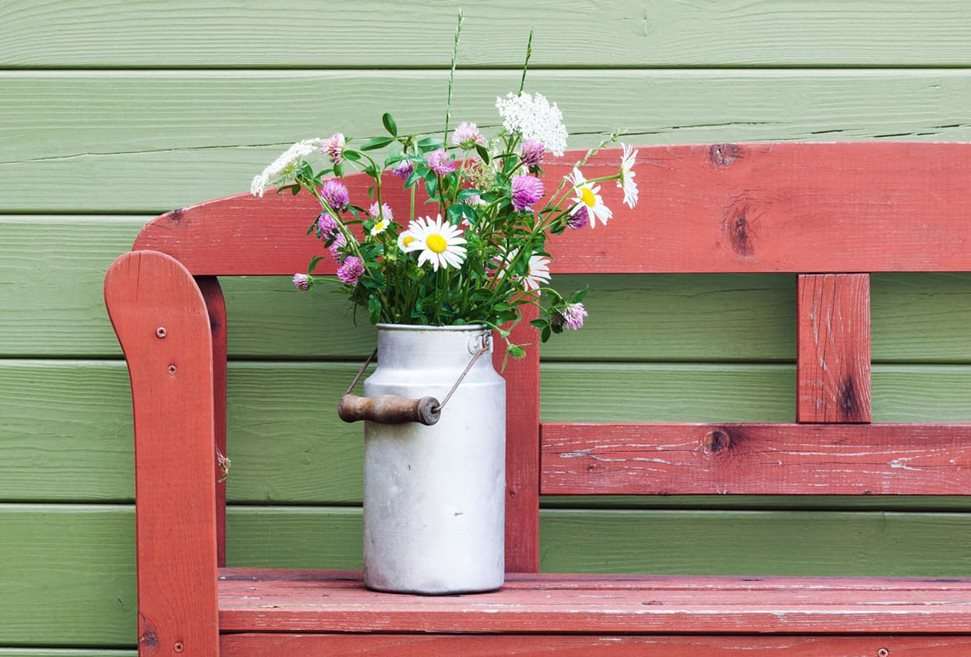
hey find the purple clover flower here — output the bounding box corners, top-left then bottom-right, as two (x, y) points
(291, 273), (311, 291)
(336, 256), (365, 286)
(426, 148), (457, 176)
(323, 133), (345, 164)
(392, 159), (414, 179)
(320, 179), (350, 211)
(511, 174), (544, 212)
(567, 206), (588, 230)
(559, 303), (587, 331)
(451, 121), (485, 148)
(520, 139), (545, 167)
(327, 231), (347, 258)
(369, 202), (394, 220)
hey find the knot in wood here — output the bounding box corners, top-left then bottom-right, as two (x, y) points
(703, 429), (732, 454)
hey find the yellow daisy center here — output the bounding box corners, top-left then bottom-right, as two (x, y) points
(402, 235), (415, 246)
(426, 233), (448, 254)
(580, 186), (597, 208)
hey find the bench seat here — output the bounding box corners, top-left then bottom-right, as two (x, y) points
(218, 568), (971, 634)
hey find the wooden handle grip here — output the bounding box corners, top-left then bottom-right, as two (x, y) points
(337, 394), (441, 426)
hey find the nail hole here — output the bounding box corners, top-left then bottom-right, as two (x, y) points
(167, 364), (177, 375)
(155, 327), (167, 339)
(174, 641), (184, 653)
(878, 649), (890, 657)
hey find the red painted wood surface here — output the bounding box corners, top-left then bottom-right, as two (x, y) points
(494, 306), (541, 572)
(217, 568), (971, 634)
(197, 276), (228, 566)
(105, 251), (220, 657)
(221, 633), (971, 657)
(797, 274), (872, 423)
(134, 143), (971, 275)
(541, 423), (971, 495)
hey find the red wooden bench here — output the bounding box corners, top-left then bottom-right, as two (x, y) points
(105, 143), (971, 657)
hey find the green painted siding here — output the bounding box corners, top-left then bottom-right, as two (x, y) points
(1, 1), (970, 650)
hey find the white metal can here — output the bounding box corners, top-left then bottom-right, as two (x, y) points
(362, 324), (506, 594)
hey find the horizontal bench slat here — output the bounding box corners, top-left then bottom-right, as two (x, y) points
(541, 423), (971, 495)
(218, 569), (971, 634)
(221, 633), (971, 657)
(135, 143), (971, 275)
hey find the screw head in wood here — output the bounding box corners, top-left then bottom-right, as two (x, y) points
(173, 641), (184, 653)
(877, 649), (889, 657)
(167, 364), (177, 375)
(155, 326), (167, 339)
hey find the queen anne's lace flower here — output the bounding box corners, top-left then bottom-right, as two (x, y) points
(250, 139), (324, 197)
(495, 92), (568, 156)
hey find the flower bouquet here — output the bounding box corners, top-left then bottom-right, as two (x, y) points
(249, 17), (638, 594)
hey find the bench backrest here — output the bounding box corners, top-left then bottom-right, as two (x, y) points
(108, 142), (971, 582)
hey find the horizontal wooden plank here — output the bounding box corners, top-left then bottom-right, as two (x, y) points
(3, 1), (970, 68)
(0, 652), (136, 657)
(3, 361), (970, 504)
(5, 71), (971, 212)
(6, 217), (971, 361)
(218, 569), (971, 634)
(134, 143), (971, 274)
(541, 423), (971, 495)
(220, 633), (971, 657)
(8, 504), (971, 645)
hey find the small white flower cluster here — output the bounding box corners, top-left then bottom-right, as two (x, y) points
(250, 138), (324, 197)
(495, 92), (568, 156)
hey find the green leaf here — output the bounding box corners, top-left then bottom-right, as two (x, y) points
(475, 144), (490, 164)
(507, 344), (526, 359)
(333, 162), (344, 178)
(530, 319), (548, 329)
(360, 136), (395, 151)
(541, 326), (552, 342)
(417, 136), (444, 153)
(307, 255), (324, 274)
(343, 149), (362, 162)
(382, 113), (398, 137)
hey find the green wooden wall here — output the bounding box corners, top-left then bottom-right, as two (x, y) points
(2, 1), (971, 652)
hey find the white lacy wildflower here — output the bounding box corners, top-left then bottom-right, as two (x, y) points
(250, 139), (324, 197)
(495, 92), (568, 156)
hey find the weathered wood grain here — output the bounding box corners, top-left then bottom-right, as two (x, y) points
(3, 1), (971, 68)
(798, 274), (872, 422)
(217, 569), (971, 634)
(2, 361), (970, 504)
(541, 423), (971, 495)
(219, 633), (971, 657)
(104, 252), (219, 657)
(8, 504), (971, 645)
(132, 144), (971, 274)
(5, 72), (971, 212)
(496, 305), (541, 571)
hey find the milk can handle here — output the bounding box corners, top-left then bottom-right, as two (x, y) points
(337, 335), (490, 426)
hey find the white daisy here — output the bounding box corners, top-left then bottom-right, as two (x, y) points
(370, 219), (390, 236)
(568, 168), (612, 227)
(495, 249), (552, 293)
(495, 92), (568, 156)
(618, 143), (639, 208)
(524, 254), (551, 292)
(250, 138), (324, 197)
(397, 230), (421, 253)
(409, 215), (467, 271)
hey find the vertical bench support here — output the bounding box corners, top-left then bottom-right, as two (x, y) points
(495, 305), (541, 572)
(197, 277), (228, 567)
(105, 251), (220, 657)
(797, 274), (872, 423)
